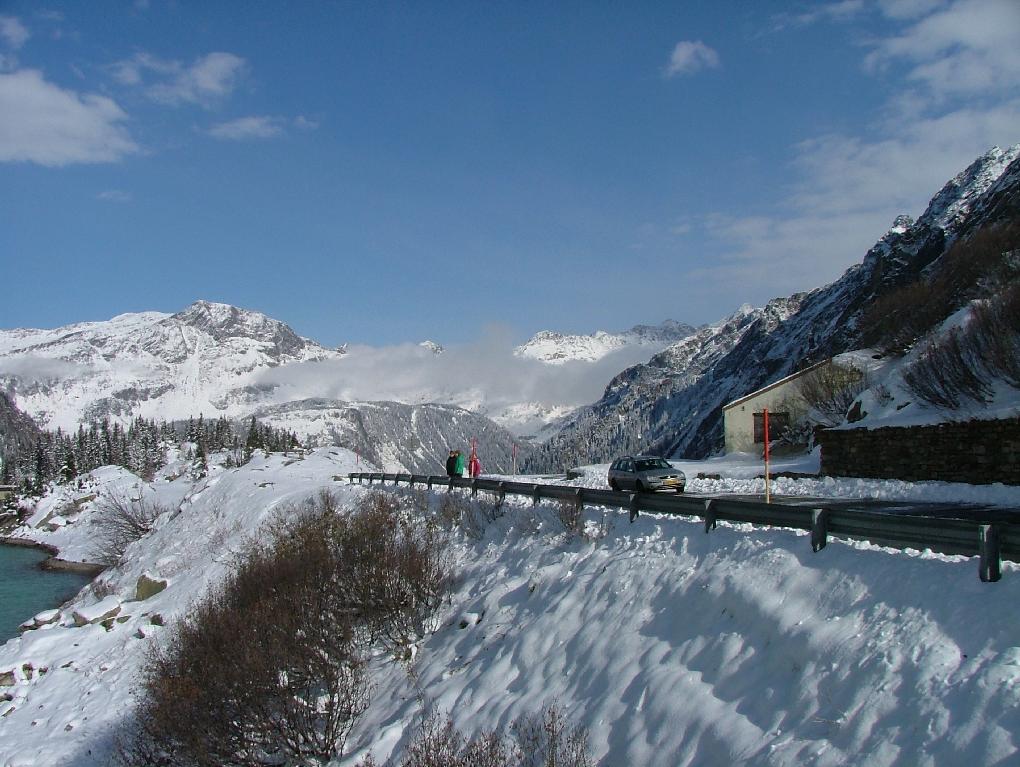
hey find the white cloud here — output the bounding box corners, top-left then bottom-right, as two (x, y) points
(663, 41), (720, 78)
(866, 0), (1020, 100)
(98, 189), (133, 202)
(683, 0), (1020, 314)
(255, 327), (662, 418)
(113, 51), (246, 107)
(877, 0), (948, 20)
(208, 115), (285, 140)
(0, 69), (138, 166)
(774, 0), (866, 29)
(0, 16), (29, 49)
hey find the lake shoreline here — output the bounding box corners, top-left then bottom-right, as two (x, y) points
(0, 536), (106, 577)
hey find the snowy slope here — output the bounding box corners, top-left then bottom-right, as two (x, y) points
(3, 454), (1020, 766)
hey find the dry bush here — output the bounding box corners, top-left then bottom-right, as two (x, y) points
(120, 490), (454, 766)
(970, 282), (1020, 387)
(902, 329), (994, 409)
(861, 220), (1020, 353)
(797, 363), (868, 427)
(336, 492), (454, 655)
(360, 703), (592, 767)
(90, 494), (167, 566)
(555, 499), (584, 538)
(513, 704), (594, 767)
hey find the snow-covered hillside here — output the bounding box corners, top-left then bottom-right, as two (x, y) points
(514, 320), (698, 364)
(3, 453), (1020, 766)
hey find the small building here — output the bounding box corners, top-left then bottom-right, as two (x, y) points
(722, 360), (831, 454)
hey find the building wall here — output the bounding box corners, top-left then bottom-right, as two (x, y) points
(818, 417), (1020, 485)
(723, 383), (808, 454)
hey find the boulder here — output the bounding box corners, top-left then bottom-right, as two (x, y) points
(72, 596), (122, 627)
(134, 573), (168, 601)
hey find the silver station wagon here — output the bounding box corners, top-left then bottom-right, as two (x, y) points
(607, 455), (686, 493)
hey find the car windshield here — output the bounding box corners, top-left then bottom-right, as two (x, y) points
(635, 458), (671, 471)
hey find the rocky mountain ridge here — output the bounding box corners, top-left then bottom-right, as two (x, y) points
(525, 144), (1020, 469)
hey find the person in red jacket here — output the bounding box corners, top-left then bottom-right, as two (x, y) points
(468, 448), (482, 478)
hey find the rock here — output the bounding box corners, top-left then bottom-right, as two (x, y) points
(135, 573), (168, 601)
(72, 596), (122, 627)
(0, 670), (14, 686)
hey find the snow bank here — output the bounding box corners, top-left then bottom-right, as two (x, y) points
(2, 450), (1019, 766)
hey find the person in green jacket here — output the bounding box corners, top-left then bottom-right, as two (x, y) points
(454, 450), (466, 477)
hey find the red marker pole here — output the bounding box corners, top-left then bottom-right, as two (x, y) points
(763, 408), (771, 504)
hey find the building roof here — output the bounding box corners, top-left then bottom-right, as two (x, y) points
(722, 359), (831, 411)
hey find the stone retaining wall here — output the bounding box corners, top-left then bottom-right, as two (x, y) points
(818, 417), (1020, 485)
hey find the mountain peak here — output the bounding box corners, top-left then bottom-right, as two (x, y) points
(170, 300), (310, 354)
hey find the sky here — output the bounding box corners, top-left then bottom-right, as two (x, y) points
(1, 0), (1018, 347)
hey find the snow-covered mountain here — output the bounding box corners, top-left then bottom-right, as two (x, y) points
(528, 144), (1020, 470)
(514, 319), (698, 364)
(0, 300), (341, 431)
(250, 398), (521, 474)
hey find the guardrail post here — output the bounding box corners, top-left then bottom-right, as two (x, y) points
(498, 481), (507, 505)
(427, 477), (433, 490)
(574, 488), (583, 518)
(367, 474), (374, 485)
(532, 484), (541, 505)
(471, 479), (478, 497)
(408, 476), (415, 489)
(811, 509), (829, 552)
(979, 524), (1001, 582)
(703, 499), (716, 532)
(629, 493), (639, 523)
(447, 477), (454, 493)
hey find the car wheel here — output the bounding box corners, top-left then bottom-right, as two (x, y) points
(610, 479), (619, 491)
(676, 487), (685, 494)
(635, 481), (645, 492)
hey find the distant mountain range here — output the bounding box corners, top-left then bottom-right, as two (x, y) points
(1, 145), (1017, 474)
(514, 320), (699, 364)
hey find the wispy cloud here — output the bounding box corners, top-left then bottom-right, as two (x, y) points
(112, 51), (246, 107)
(98, 189), (133, 202)
(255, 327), (663, 419)
(208, 114), (320, 141)
(663, 40), (720, 78)
(0, 69), (138, 166)
(687, 0), (1020, 312)
(208, 115), (285, 140)
(866, 0), (1020, 100)
(0, 16), (29, 49)
(773, 0), (865, 30)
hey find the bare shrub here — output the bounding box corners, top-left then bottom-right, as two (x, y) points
(861, 219), (1020, 353)
(902, 328), (994, 409)
(514, 704), (594, 767)
(555, 499), (584, 538)
(90, 494), (167, 566)
(120, 490), (453, 766)
(798, 363), (868, 427)
(335, 492), (453, 655)
(970, 282), (1020, 387)
(368, 703), (592, 767)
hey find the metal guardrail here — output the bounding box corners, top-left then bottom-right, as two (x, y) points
(344, 473), (1019, 582)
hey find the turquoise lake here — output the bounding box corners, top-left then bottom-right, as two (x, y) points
(0, 545), (92, 643)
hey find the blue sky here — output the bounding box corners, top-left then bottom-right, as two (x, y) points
(1, 1), (1018, 346)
